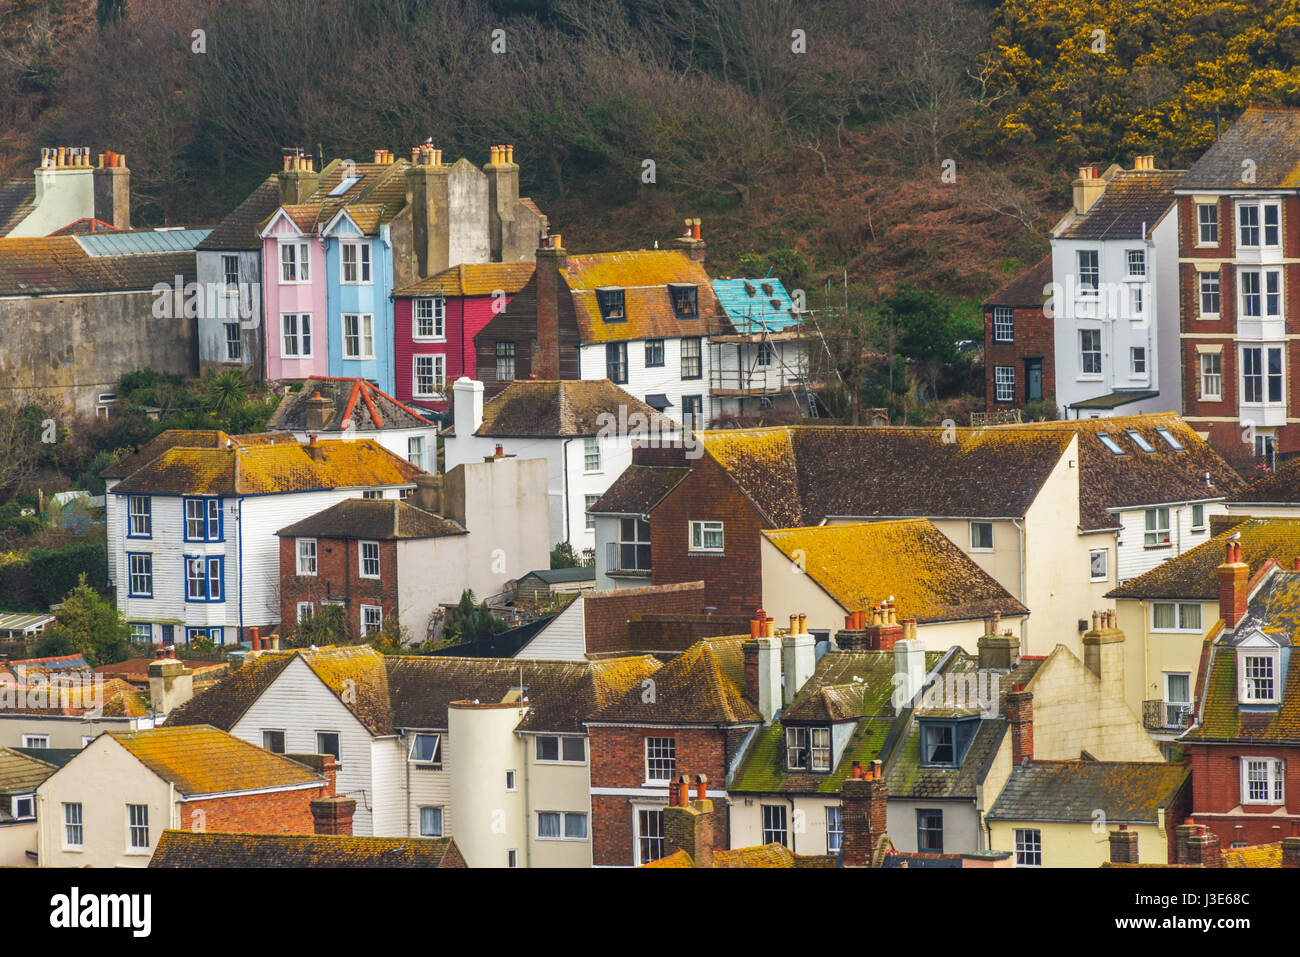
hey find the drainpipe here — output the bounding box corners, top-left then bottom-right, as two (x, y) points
(788, 796), (797, 854)
(522, 733), (533, 867)
(1012, 518), (1027, 652)
(562, 438), (574, 545)
(236, 498), (244, 646)
(404, 730), (411, 837)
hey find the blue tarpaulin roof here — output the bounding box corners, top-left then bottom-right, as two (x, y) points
(711, 278), (803, 334)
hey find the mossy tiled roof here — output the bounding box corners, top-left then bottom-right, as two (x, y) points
(1109, 518), (1300, 600)
(1231, 456), (1300, 504)
(985, 760), (1190, 824)
(0, 237), (197, 296)
(460, 379), (675, 438)
(1184, 637), (1300, 744)
(276, 498), (465, 541)
(764, 520), (1028, 623)
(0, 747), (58, 795)
(698, 426), (1075, 527)
(589, 465), (690, 516)
(110, 437), (423, 496)
(268, 376), (435, 432)
(1222, 841), (1283, 868)
(587, 637), (758, 726)
(394, 261), (536, 297)
(164, 651), (294, 731)
(110, 725), (324, 796)
(198, 176), (280, 250)
(149, 830), (463, 868)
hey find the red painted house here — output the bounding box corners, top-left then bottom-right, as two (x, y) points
(391, 262), (534, 415)
(1182, 540), (1300, 847)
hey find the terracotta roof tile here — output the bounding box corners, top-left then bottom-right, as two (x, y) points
(394, 262), (536, 298)
(586, 637), (759, 725)
(0, 237), (196, 296)
(109, 724), (324, 795)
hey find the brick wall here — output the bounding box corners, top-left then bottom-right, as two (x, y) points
(178, 783), (328, 835)
(983, 304), (1055, 409)
(587, 725), (733, 866)
(279, 535), (400, 636)
(583, 581), (708, 654)
(1187, 742), (1300, 848)
(648, 453), (767, 616)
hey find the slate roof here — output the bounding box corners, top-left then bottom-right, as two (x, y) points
(1181, 108), (1300, 190)
(198, 176), (281, 250)
(0, 178), (35, 236)
(558, 249), (734, 343)
(149, 830), (464, 868)
(763, 520), (1028, 623)
(109, 437), (423, 496)
(394, 262), (536, 298)
(1184, 570), (1300, 745)
(1057, 169), (1183, 240)
(710, 278), (802, 335)
(985, 760), (1189, 824)
(985, 255), (1053, 308)
(586, 637), (759, 726)
(0, 237), (196, 296)
(992, 414), (1242, 531)
(107, 725), (324, 796)
(589, 465), (690, 516)
(268, 376), (435, 432)
(456, 379), (676, 438)
(168, 645), (661, 736)
(697, 426), (1075, 527)
(0, 747), (58, 794)
(520, 567), (596, 585)
(275, 499), (465, 541)
(1108, 518), (1300, 600)
(1229, 457), (1300, 504)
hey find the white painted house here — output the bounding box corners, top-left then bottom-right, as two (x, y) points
(1050, 157), (1183, 419)
(103, 431), (422, 646)
(443, 377), (679, 553)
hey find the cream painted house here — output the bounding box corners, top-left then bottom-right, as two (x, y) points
(759, 519), (1027, 653)
(0, 747), (58, 867)
(0, 676), (152, 750)
(164, 644), (659, 865)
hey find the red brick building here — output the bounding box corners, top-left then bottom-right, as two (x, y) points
(276, 497), (466, 640)
(982, 256), (1055, 412)
(1176, 107), (1300, 465)
(584, 636), (760, 866)
(1182, 541), (1300, 847)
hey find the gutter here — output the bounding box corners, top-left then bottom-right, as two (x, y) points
(1012, 518), (1027, 651)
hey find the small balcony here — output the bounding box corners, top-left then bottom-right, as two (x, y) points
(604, 541), (651, 578)
(1143, 699), (1191, 732)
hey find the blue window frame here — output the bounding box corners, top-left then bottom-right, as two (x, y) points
(184, 555), (225, 603)
(183, 497), (223, 542)
(126, 553), (153, 598)
(126, 495), (152, 539)
(185, 626), (225, 645)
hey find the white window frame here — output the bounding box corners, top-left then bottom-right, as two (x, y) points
(1196, 203), (1219, 246)
(1126, 248), (1146, 278)
(688, 520), (724, 553)
(343, 313), (375, 360)
(1198, 271), (1221, 317)
(361, 604), (383, 636)
(63, 802), (83, 849)
(413, 297), (446, 340)
(296, 601), (314, 623)
(21, 734), (49, 748)
(644, 736), (676, 785)
(1130, 346), (1146, 377)
(340, 241), (372, 284)
(826, 805), (844, 854)
(1014, 828), (1042, 867)
(635, 806), (665, 865)
(535, 735), (587, 764)
(407, 435), (426, 470)
(969, 521), (993, 552)
(1089, 548), (1107, 582)
(409, 733), (443, 767)
(11, 794), (34, 820)
(1239, 268), (1283, 320)
(992, 307), (1013, 342)
(282, 313), (313, 358)
(1143, 507), (1171, 548)
(279, 240), (310, 283)
(1150, 602), (1202, 633)
(536, 810), (589, 841)
(1241, 758), (1285, 805)
(1077, 249), (1100, 295)
(127, 803), (150, 851)
(1238, 649), (1280, 704)
(1164, 672), (1192, 728)
(359, 541), (381, 579)
(994, 365), (1014, 403)
(1238, 200), (1281, 249)
(1079, 328), (1102, 377)
(413, 354), (445, 397)
(1191, 503), (1205, 529)
(1199, 352), (1222, 400)
(583, 437), (601, 473)
(296, 538), (318, 576)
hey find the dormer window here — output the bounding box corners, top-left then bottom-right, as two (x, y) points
(785, 726), (831, 772)
(596, 287), (626, 321)
(1238, 648), (1280, 704)
(668, 283), (699, 319)
(919, 718), (978, 768)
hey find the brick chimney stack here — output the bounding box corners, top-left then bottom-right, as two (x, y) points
(841, 760), (888, 867)
(663, 773), (714, 867)
(1217, 540), (1249, 629)
(310, 795), (356, 836)
(278, 151), (320, 206)
(977, 611), (1020, 669)
(1108, 823), (1139, 865)
(304, 391), (335, 432)
(1283, 822), (1300, 868)
(673, 217), (706, 263)
(533, 233), (566, 380)
(1006, 684), (1033, 765)
(1184, 824), (1221, 868)
(92, 151), (130, 230)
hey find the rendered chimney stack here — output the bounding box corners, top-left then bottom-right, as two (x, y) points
(1072, 164), (1106, 215)
(1083, 607), (1125, 694)
(781, 612), (815, 705)
(743, 612), (782, 724)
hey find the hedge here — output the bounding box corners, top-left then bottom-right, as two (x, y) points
(0, 541), (107, 611)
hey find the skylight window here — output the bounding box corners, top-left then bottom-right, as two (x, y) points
(1127, 430), (1155, 453)
(1097, 434), (1124, 455)
(1155, 427), (1184, 451)
(328, 176), (360, 197)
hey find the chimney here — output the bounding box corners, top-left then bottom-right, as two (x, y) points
(405, 157), (451, 278)
(1217, 540), (1249, 628)
(485, 144), (521, 262)
(781, 616), (815, 705)
(841, 760), (888, 866)
(1082, 608), (1124, 696)
(673, 217), (706, 263)
(743, 616), (781, 724)
(893, 633), (926, 708)
(268, 633), (281, 652)
(147, 658), (194, 717)
(310, 795), (356, 836)
(1184, 825), (1220, 868)
(1006, 684), (1033, 764)
(1133, 154), (1156, 171)
(249, 625), (262, 652)
(533, 234), (566, 380)
(663, 773), (714, 866)
(307, 433), (324, 464)
(860, 601), (905, 651)
(304, 390), (335, 432)
(1072, 165), (1106, 215)
(1283, 823), (1300, 867)
(1174, 820), (1197, 866)
(278, 151), (320, 206)
(452, 377), (485, 437)
(1108, 823), (1139, 865)
(413, 473), (443, 514)
(92, 153), (130, 230)
(977, 614), (1019, 669)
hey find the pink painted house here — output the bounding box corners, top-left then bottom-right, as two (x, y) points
(392, 262), (535, 414)
(261, 204), (330, 381)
